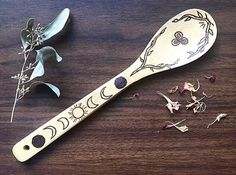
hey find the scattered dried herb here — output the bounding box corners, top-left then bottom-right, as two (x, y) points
(168, 86), (179, 94)
(186, 95), (206, 113)
(202, 91), (213, 98)
(207, 114), (228, 128)
(179, 79), (200, 94)
(204, 74), (216, 83)
(157, 91), (181, 114)
(10, 8), (70, 122)
(162, 119), (188, 133)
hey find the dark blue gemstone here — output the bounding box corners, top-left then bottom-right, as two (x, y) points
(114, 76), (127, 89)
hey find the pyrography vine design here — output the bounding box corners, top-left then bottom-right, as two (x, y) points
(172, 10), (215, 59)
(130, 27), (179, 76)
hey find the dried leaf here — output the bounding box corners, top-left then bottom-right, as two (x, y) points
(29, 61), (44, 81)
(29, 46), (62, 81)
(36, 46), (62, 63)
(43, 82), (60, 97)
(42, 8), (70, 41)
(20, 18), (34, 50)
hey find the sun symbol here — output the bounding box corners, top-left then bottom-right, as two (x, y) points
(68, 103), (88, 122)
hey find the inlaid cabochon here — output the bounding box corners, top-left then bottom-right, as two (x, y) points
(131, 9), (217, 77)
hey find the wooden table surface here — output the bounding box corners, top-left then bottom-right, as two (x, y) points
(0, 0), (235, 174)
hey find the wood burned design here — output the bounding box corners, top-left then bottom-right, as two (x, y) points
(43, 125), (57, 139)
(68, 103), (88, 122)
(171, 31), (188, 46)
(172, 10), (215, 59)
(86, 96), (99, 109)
(57, 117), (70, 130)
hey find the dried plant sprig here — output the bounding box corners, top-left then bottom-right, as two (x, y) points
(207, 114), (228, 128)
(162, 119), (188, 133)
(10, 8), (70, 123)
(186, 95), (206, 113)
(157, 91), (181, 114)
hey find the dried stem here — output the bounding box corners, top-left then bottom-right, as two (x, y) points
(10, 38), (37, 122)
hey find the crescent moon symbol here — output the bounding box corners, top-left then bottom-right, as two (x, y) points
(43, 125), (57, 139)
(87, 96), (99, 109)
(100, 86), (113, 100)
(57, 117), (70, 130)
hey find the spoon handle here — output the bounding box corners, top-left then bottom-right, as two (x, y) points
(12, 66), (137, 162)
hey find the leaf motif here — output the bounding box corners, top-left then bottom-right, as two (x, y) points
(197, 11), (203, 18)
(172, 19), (179, 23)
(184, 17), (191, 22)
(147, 50), (153, 56)
(36, 46), (62, 63)
(140, 57), (144, 62)
(198, 37), (206, 45)
(200, 47), (205, 53)
(160, 27), (166, 34)
(42, 8), (70, 41)
(150, 67), (154, 72)
(20, 18), (34, 50)
(29, 61), (44, 81)
(208, 29), (214, 36)
(187, 51), (194, 55)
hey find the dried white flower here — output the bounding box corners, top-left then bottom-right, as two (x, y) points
(207, 114), (228, 128)
(182, 79), (200, 93)
(157, 91), (181, 114)
(162, 119), (188, 133)
(186, 95), (206, 113)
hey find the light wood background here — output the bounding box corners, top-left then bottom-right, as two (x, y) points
(0, 0), (235, 174)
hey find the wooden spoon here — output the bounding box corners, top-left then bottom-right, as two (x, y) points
(12, 9), (217, 162)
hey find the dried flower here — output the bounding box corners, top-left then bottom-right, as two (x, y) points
(162, 119), (188, 133)
(207, 114), (228, 128)
(157, 91), (181, 113)
(168, 86), (179, 94)
(204, 74), (216, 83)
(182, 79), (200, 93)
(186, 95), (206, 113)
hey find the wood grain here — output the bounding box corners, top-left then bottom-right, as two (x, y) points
(0, 0), (235, 174)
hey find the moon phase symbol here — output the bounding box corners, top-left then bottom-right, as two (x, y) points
(43, 125), (57, 139)
(100, 86), (113, 100)
(68, 103), (88, 122)
(87, 96), (99, 109)
(57, 117), (69, 130)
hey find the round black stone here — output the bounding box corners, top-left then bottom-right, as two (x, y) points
(114, 76), (127, 89)
(32, 135), (45, 148)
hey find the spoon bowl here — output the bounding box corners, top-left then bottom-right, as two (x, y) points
(129, 9), (217, 81)
(13, 9), (217, 162)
